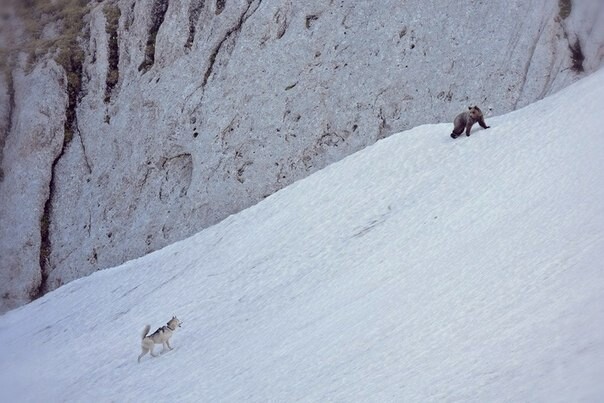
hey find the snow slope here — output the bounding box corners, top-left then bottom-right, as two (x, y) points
(1, 69), (603, 402)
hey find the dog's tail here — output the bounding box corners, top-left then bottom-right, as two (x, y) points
(141, 324), (151, 340)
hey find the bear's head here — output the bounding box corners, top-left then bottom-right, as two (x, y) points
(468, 105), (483, 120)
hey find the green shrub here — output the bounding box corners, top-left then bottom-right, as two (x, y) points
(11, 1), (92, 144)
(103, 3), (121, 103)
(11, 0), (91, 70)
(559, 0), (572, 20)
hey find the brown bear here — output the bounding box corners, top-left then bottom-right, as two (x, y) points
(450, 106), (490, 138)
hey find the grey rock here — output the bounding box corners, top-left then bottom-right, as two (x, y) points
(1, 0), (603, 312)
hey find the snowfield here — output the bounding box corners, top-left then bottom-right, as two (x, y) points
(1, 68), (603, 402)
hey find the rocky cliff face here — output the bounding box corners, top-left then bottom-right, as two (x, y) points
(1, 0), (603, 313)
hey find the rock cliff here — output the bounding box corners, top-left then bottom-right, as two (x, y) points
(1, 0), (603, 312)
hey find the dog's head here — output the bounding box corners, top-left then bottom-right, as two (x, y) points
(168, 316), (182, 330)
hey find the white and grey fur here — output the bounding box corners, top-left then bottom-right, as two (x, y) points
(451, 106), (490, 138)
(137, 316), (182, 363)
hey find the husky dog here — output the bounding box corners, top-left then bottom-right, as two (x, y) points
(137, 316), (182, 363)
(451, 106), (490, 138)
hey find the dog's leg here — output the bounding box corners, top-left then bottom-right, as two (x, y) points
(161, 342), (168, 354)
(138, 347), (149, 363)
(149, 345), (158, 357)
(166, 339), (173, 350)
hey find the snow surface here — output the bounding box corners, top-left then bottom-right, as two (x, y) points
(1, 68), (604, 402)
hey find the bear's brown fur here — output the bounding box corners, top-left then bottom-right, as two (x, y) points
(451, 106), (490, 138)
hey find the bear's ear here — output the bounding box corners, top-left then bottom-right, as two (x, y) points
(468, 106), (472, 110)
